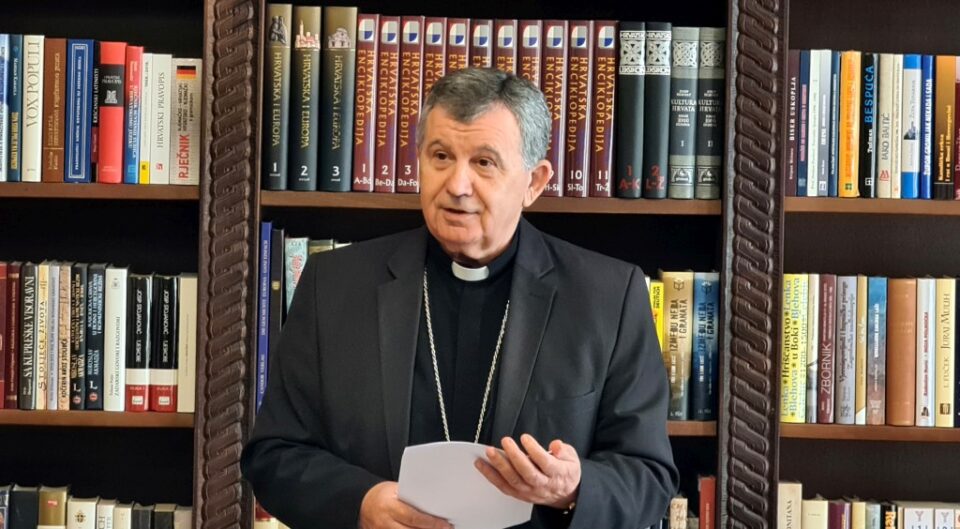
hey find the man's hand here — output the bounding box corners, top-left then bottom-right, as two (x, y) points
(475, 434), (581, 510)
(359, 482), (452, 529)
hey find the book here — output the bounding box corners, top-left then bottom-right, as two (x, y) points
(85, 263), (106, 409)
(256, 221), (272, 412)
(9, 485), (39, 529)
(0, 35), (10, 181)
(827, 50), (840, 197)
(540, 20), (567, 197)
(934, 278), (954, 427)
(835, 276), (856, 425)
(138, 53), (153, 183)
(422, 17), (447, 95)
(469, 20), (493, 68)
(494, 20), (518, 74)
(517, 20), (541, 88)
(104, 266), (129, 411)
(66, 497), (98, 529)
(838, 51), (861, 197)
(150, 53), (173, 184)
(150, 275), (178, 412)
(21, 35), (44, 183)
(866, 276), (887, 425)
(855, 275), (867, 424)
(171, 58), (201, 185)
(588, 21), (616, 198)
(123, 45), (143, 184)
(818, 274), (836, 424)
(19, 263), (36, 409)
(374, 16), (400, 193)
(396, 15), (423, 194)
(352, 13), (379, 192)
(786, 50), (799, 196)
(900, 54), (921, 199)
(777, 482), (803, 529)
(886, 278), (917, 426)
(288, 6), (321, 191)
(445, 18), (469, 73)
(695, 28), (724, 200)
(97, 42), (126, 184)
(781, 274), (808, 423)
(41, 38), (66, 183)
(691, 272), (719, 420)
(4, 262), (20, 408)
(662, 270), (694, 420)
(176, 274), (197, 413)
(667, 27), (698, 199)
(7, 34), (23, 182)
(915, 277), (935, 427)
(615, 22), (645, 198)
(920, 55), (934, 199)
(56, 263), (71, 410)
(65, 40), (94, 183)
(0, 264), (7, 400)
(806, 273), (819, 422)
(318, 6), (358, 192)
(858, 52), (877, 198)
(263, 3), (293, 190)
(797, 50), (810, 196)
(889, 54), (903, 198)
(126, 273), (152, 412)
(564, 20), (593, 198)
(69, 263), (87, 409)
(37, 485), (67, 529)
(642, 22), (671, 199)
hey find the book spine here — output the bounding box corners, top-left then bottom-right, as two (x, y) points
(0, 35), (8, 181)
(21, 35), (43, 183)
(43, 264), (56, 410)
(838, 51), (861, 197)
(785, 50), (799, 196)
(284, 237), (308, 313)
(781, 274), (808, 423)
(915, 278), (935, 427)
(934, 278), (954, 427)
(816, 50), (831, 197)
(494, 20), (518, 75)
(104, 267), (128, 412)
(855, 275), (868, 424)
(667, 27), (698, 199)
(138, 53), (152, 183)
(422, 18), (446, 96)
(900, 54), (921, 199)
(19, 263), (36, 410)
(149, 276), (177, 412)
(445, 18), (469, 73)
(85, 265), (105, 410)
(395, 15), (423, 194)
(890, 54), (903, 198)
(268, 227), (284, 383)
(858, 52), (877, 198)
(122, 46), (143, 184)
(877, 53), (894, 198)
(866, 276), (887, 425)
(588, 21), (616, 198)
(90, 46), (99, 173)
(806, 50), (822, 197)
(125, 275), (151, 412)
(615, 22), (644, 198)
(69, 264), (86, 409)
(56, 265), (70, 410)
(797, 50), (810, 196)
(886, 278), (917, 426)
(642, 23), (671, 199)
(41, 38), (65, 182)
(65, 40), (94, 183)
(36, 263), (48, 409)
(256, 222), (272, 412)
(827, 50), (839, 197)
(176, 275), (197, 413)
(955, 58), (960, 199)
(694, 25), (724, 199)
(351, 13), (379, 192)
(288, 6), (321, 191)
(517, 20), (541, 88)
(469, 20), (493, 68)
(835, 276), (857, 425)
(262, 3), (293, 190)
(150, 54), (172, 184)
(318, 6), (358, 192)
(805, 274), (820, 422)
(97, 42), (126, 184)
(172, 58), (201, 185)
(818, 274), (836, 423)
(5, 263), (20, 408)
(7, 35), (23, 182)
(563, 20), (593, 198)
(0, 265), (6, 397)
(663, 271), (694, 420)
(650, 280), (664, 349)
(920, 55), (934, 199)
(691, 272), (719, 420)
(540, 20), (567, 197)
(373, 16), (400, 193)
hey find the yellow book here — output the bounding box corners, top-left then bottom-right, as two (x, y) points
(38, 485), (69, 529)
(855, 275), (868, 424)
(661, 271), (694, 420)
(851, 501), (866, 529)
(935, 278), (955, 427)
(781, 273), (808, 423)
(839, 51), (862, 197)
(36, 262), (50, 410)
(650, 280), (665, 351)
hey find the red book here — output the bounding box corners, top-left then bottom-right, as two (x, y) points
(374, 16), (400, 193)
(5, 263), (20, 409)
(589, 21), (617, 198)
(494, 20), (517, 74)
(698, 475), (716, 529)
(541, 20), (568, 197)
(422, 17), (447, 98)
(0, 263), (7, 401)
(41, 38), (66, 182)
(564, 21), (594, 198)
(517, 20), (542, 88)
(397, 16), (424, 194)
(445, 18), (469, 74)
(469, 19), (493, 68)
(352, 13), (379, 192)
(124, 46), (143, 184)
(96, 41), (127, 184)
(818, 274), (837, 424)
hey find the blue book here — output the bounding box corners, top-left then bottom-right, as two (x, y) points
(123, 50), (141, 184)
(65, 40), (94, 183)
(6, 35), (22, 182)
(919, 55), (934, 200)
(797, 50), (810, 196)
(256, 221), (273, 412)
(690, 272), (720, 421)
(866, 276), (887, 425)
(0, 34), (9, 181)
(900, 54), (921, 199)
(827, 50), (840, 197)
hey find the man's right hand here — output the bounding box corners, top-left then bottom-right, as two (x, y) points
(359, 482), (453, 529)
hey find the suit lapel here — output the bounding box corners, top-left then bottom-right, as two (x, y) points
(378, 229), (427, 478)
(492, 220), (557, 441)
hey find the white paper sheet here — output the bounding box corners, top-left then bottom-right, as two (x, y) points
(398, 441), (533, 529)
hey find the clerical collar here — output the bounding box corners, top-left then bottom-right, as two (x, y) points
(426, 229), (519, 283)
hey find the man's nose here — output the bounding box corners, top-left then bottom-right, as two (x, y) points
(445, 161), (474, 197)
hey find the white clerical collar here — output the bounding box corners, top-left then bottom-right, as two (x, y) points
(451, 261), (489, 282)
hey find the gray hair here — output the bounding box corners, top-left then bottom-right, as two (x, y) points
(415, 67), (551, 170)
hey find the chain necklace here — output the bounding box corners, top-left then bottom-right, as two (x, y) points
(423, 269), (510, 443)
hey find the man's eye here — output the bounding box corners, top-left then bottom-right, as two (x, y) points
(478, 158), (494, 168)
(434, 152), (449, 161)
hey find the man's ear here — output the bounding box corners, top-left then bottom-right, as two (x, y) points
(523, 160), (553, 208)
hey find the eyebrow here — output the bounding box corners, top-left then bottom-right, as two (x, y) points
(476, 145), (505, 168)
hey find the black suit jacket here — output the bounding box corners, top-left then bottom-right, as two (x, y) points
(241, 219), (678, 529)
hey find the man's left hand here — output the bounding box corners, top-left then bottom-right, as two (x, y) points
(475, 434), (581, 510)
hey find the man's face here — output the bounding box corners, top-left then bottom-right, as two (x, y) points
(418, 104), (551, 265)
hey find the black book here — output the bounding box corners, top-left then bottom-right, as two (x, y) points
(695, 27), (725, 200)
(288, 6), (322, 191)
(318, 6), (358, 192)
(18, 263), (36, 410)
(614, 22), (645, 198)
(85, 263), (106, 409)
(642, 22), (671, 199)
(667, 26), (699, 199)
(859, 52), (878, 198)
(8, 485), (38, 529)
(270, 227), (285, 333)
(0, 485), (8, 527)
(126, 274), (152, 411)
(153, 504), (177, 529)
(69, 263), (88, 409)
(263, 3), (293, 190)
(149, 275), (178, 412)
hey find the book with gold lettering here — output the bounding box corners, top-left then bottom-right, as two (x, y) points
(288, 6), (321, 191)
(351, 13), (378, 192)
(589, 21), (616, 198)
(540, 20), (567, 197)
(396, 15), (424, 194)
(262, 3), (293, 190)
(318, 6), (357, 192)
(662, 270), (694, 420)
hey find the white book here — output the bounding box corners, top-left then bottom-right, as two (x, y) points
(850, 501), (865, 529)
(935, 278), (955, 427)
(138, 53), (153, 183)
(104, 266), (129, 412)
(801, 498), (829, 529)
(806, 50), (822, 197)
(890, 54), (903, 198)
(835, 276), (857, 425)
(864, 503), (882, 529)
(777, 481), (803, 529)
(877, 54), (894, 198)
(817, 49), (831, 197)
(47, 262), (60, 410)
(97, 499), (118, 529)
(173, 506), (192, 529)
(916, 277), (936, 427)
(897, 502), (935, 529)
(171, 58), (201, 185)
(21, 35), (43, 182)
(67, 497), (99, 529)
(177, 274), (198, 413)
(0, 34), (10, 181)
(113, 504), (133, 529)
(805, 273), (819, 423)
(36, 261), (50, 409)
(855, 275), (868, 425)
(150, 54), (173, 184)
(900, 56), (921, 195)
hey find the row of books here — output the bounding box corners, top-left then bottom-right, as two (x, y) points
(648, 271), (719, 421)
(785, 49), (960, 200)
(262, 4), (726, 200)
(780, 274), (960, 427)
(0, 262), (198, 413)
(0, 35), (202, 185)
(0, 485), (191, 529)
(777, 482), (960, 529)
(660, 475), (715, 529)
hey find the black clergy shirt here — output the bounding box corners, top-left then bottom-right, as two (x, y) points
(408, 229), (518, 446)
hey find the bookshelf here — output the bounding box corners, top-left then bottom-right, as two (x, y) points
(785, 197), (960, 216)
(780, 424), (960, 443)
(0, 410), (195, 429)
(0, 183), (200, 201)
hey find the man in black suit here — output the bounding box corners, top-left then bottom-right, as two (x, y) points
(241, 68), (678, 529)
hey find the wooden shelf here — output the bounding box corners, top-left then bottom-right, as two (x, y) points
(667, 420), (717, 437)
(261, 191), (722, 216)
(0, 410), (194, 428)
(0, 182), (199, 201)
(785, 197), (960, 216)
(781, 423), (960, 443)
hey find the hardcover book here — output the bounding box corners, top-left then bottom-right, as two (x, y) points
(288, 6), (321, 191)
(667, 27), (699, 199)
(318, 6), (358, 192)
(641, 22), (671, 199)
(263, 3), (293, 190)
(615, 22), (644, 198)
(563, 20), (593, 198)
(351, 13), (379, 192)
